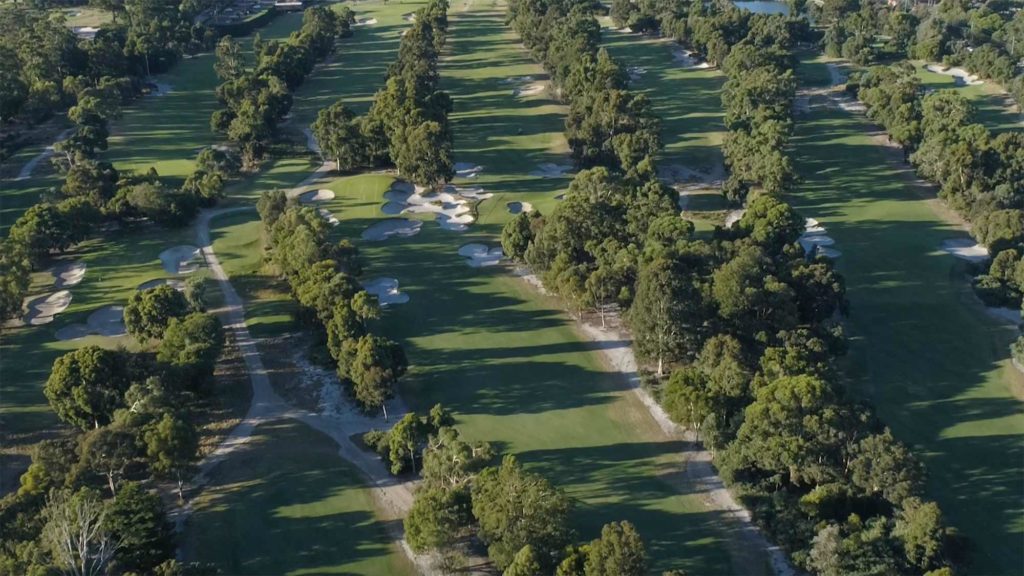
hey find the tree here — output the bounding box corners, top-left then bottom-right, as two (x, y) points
(0, 241), (31, 327)
(143, 413), (198, 501)
(105, 482), (174, 573)
(41, 489), (119, 576)
(893, 498), (946, 572)
(312, 101), (366, 171)
(45, 346), (131, 430)
(584, 521), (647, 576)
(125, 285), (191, 342)
(78, 423), (138, 497)
(504, 545), (542, 576)
(501, 212), (535, 262)
(349, 335), (408, 419)
(394, 120), (454, 189)
(19, 437), (78, 496)
(404, 485), (472, 552)
(388, 413), (425, 475)
(214, 36), (245, 81)
(156, 313), (225, 392)
(847, 429), (924, 505)
(421, 427), (494, 488)
(629, 258), (701, 376)
(471, 455), (573, 570)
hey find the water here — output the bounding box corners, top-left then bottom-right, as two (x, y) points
(733, 1), (791, 15)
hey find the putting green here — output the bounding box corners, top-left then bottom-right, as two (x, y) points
(794, 54), (1024, 576)
(182, 419), (414, 576)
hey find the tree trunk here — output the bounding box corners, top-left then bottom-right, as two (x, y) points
(657, 356), (664, 378)
(177, 474), (185, 502)
(382, 403), (388, 422)
(106, 473), (116, 497)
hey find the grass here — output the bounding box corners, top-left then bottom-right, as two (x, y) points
(182, 419), (414, 576)
(909, 60), (1022, 134)
(58, 6), (112, 27)
(793, 53), (1024, 576)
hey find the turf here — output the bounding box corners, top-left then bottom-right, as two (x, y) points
(793, 54), (1024, 576)
(182, 418), (415, 576)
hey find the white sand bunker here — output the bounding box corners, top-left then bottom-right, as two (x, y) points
(355, 17), (377, 25)
(671, 47), (711, 69)
(941, 238), (989, 263)
(56, 305), (126, 340)
(160, 246), (201, 275)
(50, 261), (86, 288)
(454, 162), (483, 179)
(362, 218), (423, 241)
(458, 243), (504, 267)
(925, 64), (983, 86)
(402, 11), (416, 21)
(299, 189), (335, 203)
(318, 207), (340, 226)
(138, 278), (186, 292)
(507, 201), (533, 214)
(513, 82), (545, 98)
(725, 209), (746, 228)
(555, 193), (566, 201)
(24, 290), (72, 325)
(443, 184), (493, 201)
(799, 233), (835, 253)
(501, 75), (534, 85)
(383, 181), (478, 232)
(529, 163), (572, 178)
(361, 277), (409, 306)
(627, 66), (647, 82)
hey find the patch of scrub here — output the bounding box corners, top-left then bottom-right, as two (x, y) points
(23, 290), (72, 325)
(138, 278), (186, 291)
(361, 277), (409, 306)
(50, 261), (87, 288)
(299, 189), (335, 203)
(529, 163), (572, 178)
(507, 201), (533, 214)
(454, 162), (483, 179)
(925, 64), (983, 86)
(458, 243), (504, 267)
(361, 219), (423, 242)
(941, 238), (989, 262)
(159, 245), (201, 275)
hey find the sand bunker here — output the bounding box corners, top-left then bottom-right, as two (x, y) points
(317, 207), (340, 226)
(507, 201), (533, 214)
(24, 290), (72, 325)
(50, 261), (86, 288)
(941, 238), (989, 262)
(401, 11), (416, 21)
(362, 218), (423, 241)
(554, 193), (566, 201)
(529, 163), (572, 178)
(454, 162), (483, 179)
(671, 47), (711, 69)
(299, 189), (335, 203)
(458, 243), (504, 268)
(513, 82), (545, 98)
(725, 209), (746, 228)
(355, 17), (377, 25)
(925, 64), (983, 86)
(57, 305), (126, 340)
(501, 76), (535, 85)
(382, 181), (482, 231)
(138, 278), (186, 292)
(799, 234), (835, 253)
(159, 245), (201, 275)
(361, 277), (409, 306)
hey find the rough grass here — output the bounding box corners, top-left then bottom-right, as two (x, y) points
(181, 419), (415, 576)
(794, 54), (1024, 576)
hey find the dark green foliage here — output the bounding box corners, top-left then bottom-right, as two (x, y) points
(105, 482), (175, 573)
(44, 346), (131, 430)
(157, 313), (225, 392)
(125, 285), (192, 342)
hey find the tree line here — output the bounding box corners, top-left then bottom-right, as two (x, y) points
(1, 280), (226, 575)
(362, 405), (651, 575)
(854, 63), (1024, 357)
(311, 0), (453, 188)
(815, 0), (1022, 106)
(0, 0), (225, 155)
(503, 0), (960, 574)
(211, 5), (354, 168)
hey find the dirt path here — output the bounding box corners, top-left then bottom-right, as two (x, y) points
(177, 205), (440, 575)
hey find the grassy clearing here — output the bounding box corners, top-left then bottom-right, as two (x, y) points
(182, 418), (415, 576)
(793, 54), (1024, 576)
(59, 6), (112, 27)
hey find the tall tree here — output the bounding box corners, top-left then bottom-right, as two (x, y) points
(44, 347), (131, 430)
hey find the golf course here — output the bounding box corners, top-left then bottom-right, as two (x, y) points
(2, 0), (1023, 573)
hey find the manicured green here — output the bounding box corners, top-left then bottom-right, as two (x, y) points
(793, 54), (1024, 576)
(183, 419), (414, 576)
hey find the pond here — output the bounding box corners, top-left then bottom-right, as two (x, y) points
(733, 1), (791, 15)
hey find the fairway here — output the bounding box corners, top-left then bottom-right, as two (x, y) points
(793, 55), (1024, 575)
(183, 418), (414, 576)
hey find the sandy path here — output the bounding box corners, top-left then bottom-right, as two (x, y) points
(178, 206), (439, 574)
(16, 128), (74, 180)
